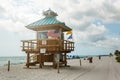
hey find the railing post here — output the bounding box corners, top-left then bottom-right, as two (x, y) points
(73, 42), (74, 51)
(65, 41), (67, 51)
(37, 40), (39, 49)
(72, 42), (73, 50)
(22, 41), (24, 50)
(30, 40), (31, 50)
(27, 42), (29, 50)
(70, 42), (72, 50)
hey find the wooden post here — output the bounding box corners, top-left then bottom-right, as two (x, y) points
(99, 56), (101, 60)
(89, 57), (93, 63)
(27, 53), (30, 68)
(8, 60), (10, 71)
(80, 59), (81, 66)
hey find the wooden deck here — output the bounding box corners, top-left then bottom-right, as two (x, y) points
(21, 39), (74, 53)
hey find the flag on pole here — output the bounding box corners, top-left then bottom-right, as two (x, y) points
(66, 30), (72, 35)
(66, 30), (73, 40)
(67, 34), (72, 40)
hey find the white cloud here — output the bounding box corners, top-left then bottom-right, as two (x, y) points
(73, 23), (107, 43)
(0, 0), (120, 32)
(95, 37), (120, 50)
(0, 0), (120, 56)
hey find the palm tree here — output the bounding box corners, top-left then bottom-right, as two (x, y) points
(114, 50), (120, 56)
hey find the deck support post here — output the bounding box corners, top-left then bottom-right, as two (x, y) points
(64, 53), (67, 66)
(27, 53), (30, 68)
(39, 53), (42, 68)
(53, 54), (56, 68)
(53, 54), (60, 73)
(56, 54), (60, 73)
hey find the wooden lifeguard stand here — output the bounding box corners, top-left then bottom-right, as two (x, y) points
(21, 9), (74, 68)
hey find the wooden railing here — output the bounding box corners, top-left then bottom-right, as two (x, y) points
(21, 39), (74, 53)
(63, 40), (74, 51)
(21, 40), (38, 51)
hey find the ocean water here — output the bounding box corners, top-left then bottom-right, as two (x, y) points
(0, 56), (26, 66)
(0, 55), (87, 66)
(0, 55), (108, 66)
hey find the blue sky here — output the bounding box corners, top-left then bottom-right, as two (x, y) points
(105, 24), (120, 35)
(0, 0), (120, 56)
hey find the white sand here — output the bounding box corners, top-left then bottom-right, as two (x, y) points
(0, 56), (120, 80)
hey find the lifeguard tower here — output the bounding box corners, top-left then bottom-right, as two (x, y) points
(21, 9), (74, 68)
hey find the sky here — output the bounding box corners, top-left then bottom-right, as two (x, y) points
(0, 0), (120, 56)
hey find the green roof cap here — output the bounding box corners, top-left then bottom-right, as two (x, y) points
(43, 8), (58, 17)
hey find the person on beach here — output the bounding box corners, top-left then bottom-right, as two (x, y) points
(88, 57), (93, 63)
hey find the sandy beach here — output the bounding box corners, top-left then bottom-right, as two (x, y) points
(0, 56), (120, 80)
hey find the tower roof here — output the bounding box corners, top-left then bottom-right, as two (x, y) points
(26, 9), (72, 31)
